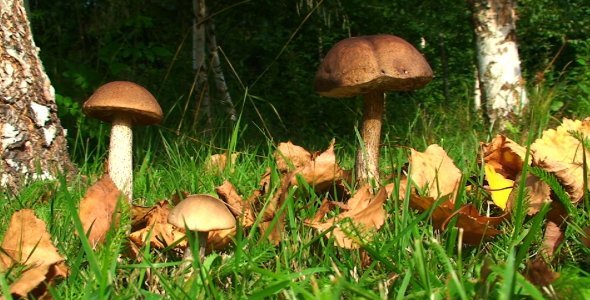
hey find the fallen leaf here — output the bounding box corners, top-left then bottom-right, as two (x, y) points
(507, 173), (551, 215)
(128, 201), (187, 257)
(274, 141), (312, 171)
(215, 181), (255, 227)
(409, 195), (507, 245)
(305, 188), (387, 249)
(0, 210), (68, 298)
(581, 227), (590, 249)
(442, 204), (508, 245)
(288, 140), (348, 192)
(204, 153), (239, 174)
(409, 144), (462, 200)
(524, 258), (560, 287)
(207, 228), (237, 251)
(481, 135), (528, 180)
(484, 164), (514, 210)
(409, 194), (455, 230)
(78, 175), (125, 247)
(541, 201), (568, 258)
(531, 118), (590, 202)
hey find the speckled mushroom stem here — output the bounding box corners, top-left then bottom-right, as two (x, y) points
(356, 91), (384, 186)
(108, 117), (133, 202)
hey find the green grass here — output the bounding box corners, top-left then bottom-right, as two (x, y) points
(2, 103), (590, 299)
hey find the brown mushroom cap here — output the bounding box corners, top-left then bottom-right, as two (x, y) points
(168, 194), (236, 232)
(314, 35), (433, 98)
(83, 81), (163, 125)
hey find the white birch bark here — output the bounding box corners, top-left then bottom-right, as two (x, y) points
(0, 0), (75, 193)
(471, 0), (527, 128)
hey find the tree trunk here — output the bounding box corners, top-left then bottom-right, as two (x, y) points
(470, 0), (528, 129)
(0, 0), (75, 193)
(192, 0), (211, 127)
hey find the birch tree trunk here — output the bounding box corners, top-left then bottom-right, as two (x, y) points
(0, 0), (75, 193)
(470, 0), (528, 129)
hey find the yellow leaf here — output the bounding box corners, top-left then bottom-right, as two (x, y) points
(485, 164), (514, 209)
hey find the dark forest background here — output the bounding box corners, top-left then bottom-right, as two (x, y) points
(28, 0), (590, 156)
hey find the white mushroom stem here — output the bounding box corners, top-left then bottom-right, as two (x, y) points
(108, 116), (133, 201)
(182, 231), (208, 262)
(356, 91), (385, 186)
(197, 231), (208, 260)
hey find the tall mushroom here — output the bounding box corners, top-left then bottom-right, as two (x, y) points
(168, 194), (236, 260)
(83, 81), (163, 201)
(314, 34), (433, 185)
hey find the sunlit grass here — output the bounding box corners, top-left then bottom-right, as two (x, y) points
(2, 103), (590, 299)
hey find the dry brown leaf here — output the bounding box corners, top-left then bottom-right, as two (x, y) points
(581, 227), (590, 249)
(481, 134), (528, 180)
(207, 228), (237, 251)
(305, 188), (387, 249)
(409, 144), (462, 201)
(0, 209), (68, 298)
(274, 141), (312, 171)
(541, 201), (568, 258)
(524, 258), (560, 287)
(409, 194), (455, 230)
(259, 218), (284, 246)
(384, 177), (408, 201)
(215, 181), (255, 227)
(78, 175), (124, 247)
(128, 201), (187, 256)
(442, 204), (508, 245)
(531, 118), (590, 202)
(507, 173), (551, 215)
(204, 153), (239, 174)
(289, 140), (348, 192)
(409, 195), (507, 245)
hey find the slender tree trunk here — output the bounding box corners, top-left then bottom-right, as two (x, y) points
(192, 0), (211, 126)
(207, 21), (237, 122)
(0, 0), (75, 193)
(470, 0), (527, 129)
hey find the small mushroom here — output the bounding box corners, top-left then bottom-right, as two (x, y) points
(167, 194), (236, 260)
(314, 34), (433, 185)
(83, 81), (163, 201)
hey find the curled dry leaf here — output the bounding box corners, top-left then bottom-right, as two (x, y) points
(409, 194), (455, 230)
(0, 209), (68, 298)
(204, 153), (239, 174)
(481, 134), (528, 180)
(524, 258), (560, 287)
(78, 174), (124, 247)
(531, 118), (590, 202)
(305, 188), (387, 249)
(292, 140), (348, 191)
(441, 204), (508, 245)
(215, 180), (255, 227)
(507, 173), (551, 215)
(274, 141), (312, 171)
(541, 201), (568, 258)
(409, 195), (507, 245)
(409, 144), (462, 201)
(128, 201), (187, 258)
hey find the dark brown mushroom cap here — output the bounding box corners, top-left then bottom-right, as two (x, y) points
(314, 35), (433, 98)
(83, 81), (163, 125)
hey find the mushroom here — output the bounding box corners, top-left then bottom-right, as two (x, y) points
(314, 34), (433, 185)
(167, 194), (236, 260)
(83, 81), (163, 201)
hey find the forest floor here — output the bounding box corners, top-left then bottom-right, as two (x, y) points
(2, 107), (590, 299)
